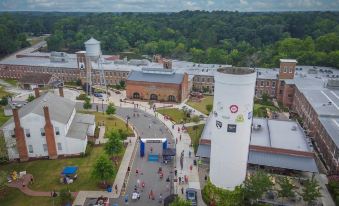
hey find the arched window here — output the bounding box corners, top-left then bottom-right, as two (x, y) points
(168, 95), (176, 102)
(133, 92), (140, 99)
(150, 94), (158, 100)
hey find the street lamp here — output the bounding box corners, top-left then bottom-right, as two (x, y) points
(101, 99), (104, 114)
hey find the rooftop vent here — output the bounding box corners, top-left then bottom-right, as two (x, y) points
(253, 124), (262, 131)
(291, 126), (297, 131)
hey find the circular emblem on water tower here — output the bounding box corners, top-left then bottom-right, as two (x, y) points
(229, 105), (238, 113)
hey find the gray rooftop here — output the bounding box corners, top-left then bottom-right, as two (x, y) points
(248, 151), (318, 173)
(66, 113), (95, 140)
(196, 145), (318, 172)
(2, 92), (76, 127)
(256, 68), (278, 80)
(127, 70), (185, 84)
(251, 118), (311, 152)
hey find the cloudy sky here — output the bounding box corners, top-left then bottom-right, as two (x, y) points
(0, 0), (338, 12)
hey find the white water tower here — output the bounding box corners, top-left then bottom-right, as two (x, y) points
(85, 37), (101, 61)
(209, 67), (256, 190)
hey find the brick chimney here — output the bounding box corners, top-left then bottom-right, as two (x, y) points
(58, 86), (64, 97)
(12, 108), (29, 161)
(34, 87), (40, 98)
(43, 106), (58, 159)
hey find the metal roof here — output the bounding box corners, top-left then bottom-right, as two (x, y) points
(127, 70), (184, 84)
(196, 145), (318, 172)
(248, 151), (318, 173)
(85, 37), (100, 45)
(66, 113), (94, 140)
(2, 92), (76, 127)
(280, 59), (298, 63)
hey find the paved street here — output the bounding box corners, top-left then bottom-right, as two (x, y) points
(111, 108), (176, 205)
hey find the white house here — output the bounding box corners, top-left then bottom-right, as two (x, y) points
(1, 90), (95, 161)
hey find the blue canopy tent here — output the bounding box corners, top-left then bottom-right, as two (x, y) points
(61, 166), (78, 176)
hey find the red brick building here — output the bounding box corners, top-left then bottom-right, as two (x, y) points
(126, 68), (189, 103)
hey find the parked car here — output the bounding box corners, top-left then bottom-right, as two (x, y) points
(94, 93), (103, 98)
(186, 188), (197, 206)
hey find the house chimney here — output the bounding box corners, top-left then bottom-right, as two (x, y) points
(58, 86), (64, 97)
(12, 108), (29, 161)
(43, 106), (58, 159)
(34, 87), (40, 98)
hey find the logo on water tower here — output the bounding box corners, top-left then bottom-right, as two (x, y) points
(229, 105), (238, 113)
(216, 120), (222, 129)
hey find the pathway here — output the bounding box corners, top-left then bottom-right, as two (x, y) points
(7, 174), (54, 197)
(95, 126), (107, 145)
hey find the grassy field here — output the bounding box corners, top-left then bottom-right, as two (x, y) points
(187, 124), (205, 153)
(0, 86), (10, 98)
(1, 187), (60, 206)
(0, 146), (114, 191)
(186, 96), (213, 115)
(3, 79), (17, 86)
(253, 103), (279, 117)
(0, 107), (10, 127)
(157, 108), (188, 124)
(79, 111), (134, 136)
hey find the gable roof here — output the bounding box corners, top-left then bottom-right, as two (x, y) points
(19, 73), (53, 85)
(127, 70), (184, 84)
(2, 92), (75, 127)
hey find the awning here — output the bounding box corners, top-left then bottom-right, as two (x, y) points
(163, 148), (176, 156)
(248, 151), (318, 173)
(62, 166), (78, 175)
(196, 144), (211, 158)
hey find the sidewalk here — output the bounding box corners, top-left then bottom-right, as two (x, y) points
(95, 126), (107, 145)
(140, 106), (205, 205)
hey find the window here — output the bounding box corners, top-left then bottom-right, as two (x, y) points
(288, 94), (293, 98)
(43, 144), (47, 152)
(279, 90), (283, 94)
(55, 127), (60, 135)
(260, 81), (264, 87)
(40, 128), (45, 136)
(271, 90), (275, 95)
(255, 89), (258, 95)
(57, 143), (62, 150)
(272, 81), (276, 88)
(25, 129), (30, 137)
(28, 145), (33, 153)
(202, 78), (205, 82)
(280, 81), (285, 87)
(284, 67), (288, 73)
(266, 81), (270, 86)
(289, 68), (293, 73)
(10, 130), (15, 138)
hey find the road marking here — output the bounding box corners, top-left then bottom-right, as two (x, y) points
(332, 119), (339, 128)
(321, 90), (339, 110)
(330, 91), (339, 101)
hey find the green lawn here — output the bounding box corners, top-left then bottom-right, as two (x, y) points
(157, 108), (188, 124)
(186, 96), (213, 115)
(0, 107), (10, 127)
(79, 111), (134, 136)
(0, 86), (10, 98)
(0, 146), (114, 191)
(187, 124), (205, 153)
(253, 103), (279, 117)
(1, 187), (59, 206)
(3, 79), (17, 86)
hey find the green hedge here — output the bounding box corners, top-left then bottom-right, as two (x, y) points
(328, 180), (339, 206)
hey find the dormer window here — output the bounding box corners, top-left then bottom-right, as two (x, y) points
(25, 129), (30, 138)
(55, 127), (60, 135)
(10, 130), (15, 138)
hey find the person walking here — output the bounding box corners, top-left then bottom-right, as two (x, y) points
(159, 193), (163, 204)
(181, 187), (184, 195)
(124, 194), (129, 205)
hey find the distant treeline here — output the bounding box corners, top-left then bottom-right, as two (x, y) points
(1, 11), (339, 68)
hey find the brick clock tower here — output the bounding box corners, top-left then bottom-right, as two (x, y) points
(76, 51), (91, 84)
(277, 59), (297, 107)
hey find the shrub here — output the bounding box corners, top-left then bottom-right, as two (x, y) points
(76, 94), (89, 101)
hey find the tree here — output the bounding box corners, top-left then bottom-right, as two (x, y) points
(119, 80), (126, 89)
(243, 170), (273, 204)
(105, 103), (116, 119)
(261, 93), (269, 104)
(206, 104), (213, 113)
(83, 98), (92, 110)
(191, 115), (200, 124)
(0, 96), (8, 106)
(104, 131), (123, 156)
(59, 188), (73, 205)
(92, 155), (115, 185)
(301, 176), (322, 205)
(170, 197), (191, 206)
(277, 176), (295, 203)
(0, 135), (8, 164)
(26, 94), (35, 102)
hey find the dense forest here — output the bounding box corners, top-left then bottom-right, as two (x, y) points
(1, 11), (339, 68)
